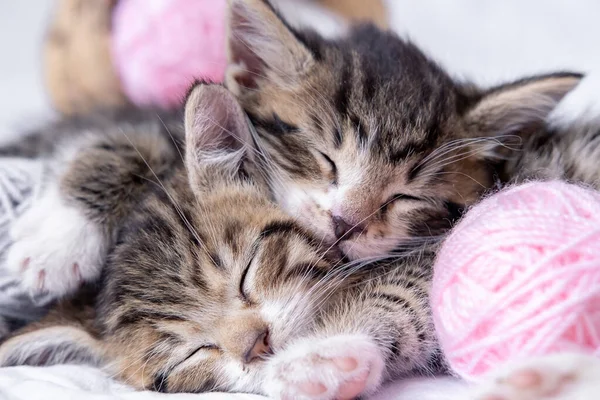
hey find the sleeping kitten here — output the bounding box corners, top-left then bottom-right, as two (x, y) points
(0, 83), (439, 399)
(224, 0), (585, 260)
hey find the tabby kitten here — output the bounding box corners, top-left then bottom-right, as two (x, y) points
(0, 84), (438, 399)
(225, 0), (584, 260)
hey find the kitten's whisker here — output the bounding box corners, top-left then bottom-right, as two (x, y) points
(308, 195), (403, 271)
(300, 236), (426, 314)
(117, 128), (218, 267)
(417, 137), (503, 168)
(338, 247), (433, 293)
(245, 120), (294, 194)
(420, 143), (489, 172)
(307, 260), (386, 310)
(420, 170), (486, 190)
(293, 255), (392, 329)
(304, 251), (404, 309)
(423, 146), (500, 176)
(195, 110), (291, 199)
(309, 239), (437, 302)
(156, 114), (185, 165)
(416, 135), (522, 177)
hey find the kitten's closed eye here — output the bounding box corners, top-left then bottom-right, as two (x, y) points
(182, 344), (221, 365)
(319, 152), (338, 185)
(272, 113), (298, 134)
(239, 254), (253, 304)
(382, 193), (425, 214)
(386, 193), (424, 204)
(247, 113), (299, 136)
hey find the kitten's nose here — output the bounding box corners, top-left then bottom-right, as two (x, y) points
(332, 216), (362, 240)
(243, 329), (272, 363)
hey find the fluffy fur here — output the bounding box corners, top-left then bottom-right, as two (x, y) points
(225, 0), (587, 260)
(0, 84), (440, 399)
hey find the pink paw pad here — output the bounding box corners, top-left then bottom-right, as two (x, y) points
(267, 334), (384, 400)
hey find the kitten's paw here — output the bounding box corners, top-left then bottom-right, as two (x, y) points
(6, 189), (106, 300)
(265, 334), (384, 400)
(472, 353), (600, 400)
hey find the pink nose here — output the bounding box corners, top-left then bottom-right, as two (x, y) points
(332, 216), (363, 240)
(244, 329), (271, 363)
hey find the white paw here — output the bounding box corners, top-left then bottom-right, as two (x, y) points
(6, 187), (106, 301)
(471, 353), (600, 400)
(265, 334), (384, 400)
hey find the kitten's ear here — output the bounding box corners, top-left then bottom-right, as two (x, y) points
(226, 0), (315, 92)
(0, 325), (103, 367)
(184, 83), (254, 190)
(464, 73), (582, 157)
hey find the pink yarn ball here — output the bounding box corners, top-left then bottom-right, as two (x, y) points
(432, 181), (600, 381)
(112, 0), (227, 109)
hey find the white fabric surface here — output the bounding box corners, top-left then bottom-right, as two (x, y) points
(0, 364), (469, 400)
(0, 365), (264, 400)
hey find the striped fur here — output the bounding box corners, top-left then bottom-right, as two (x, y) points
(225, 0), (585, 260)
(0, 84), (440, 398)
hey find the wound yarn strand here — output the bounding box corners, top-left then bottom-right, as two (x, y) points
(432, 181), (600, 381)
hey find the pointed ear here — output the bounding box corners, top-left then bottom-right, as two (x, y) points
(0, 325), (103, 367)
(225, 0), (315, 93)
(184, 83), (254, 190)
(464, 73), (582, 157)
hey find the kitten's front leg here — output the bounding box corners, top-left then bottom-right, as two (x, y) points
(265, 333), (385, 400)
(7, 181), (107, 300)
(265, 259), (437, 400)
(5, 128), (175, 301)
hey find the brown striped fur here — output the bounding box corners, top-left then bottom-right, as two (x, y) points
(225, 0), (583, 260)
(0, 84), (439, 398)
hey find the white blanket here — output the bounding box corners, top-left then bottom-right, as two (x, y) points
(0, 364), (469, 400)
(0, 365), (263, 400)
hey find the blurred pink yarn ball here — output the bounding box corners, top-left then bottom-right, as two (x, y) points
(112, 0), (227, 109)
(432, 181), (600, 381)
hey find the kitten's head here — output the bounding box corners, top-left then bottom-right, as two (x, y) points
(225, 0), (582, 259)
(0, 84), (346, 394)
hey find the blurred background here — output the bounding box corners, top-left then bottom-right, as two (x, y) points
(0, 0), (598, 134)
(0, 2), (54, 134)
